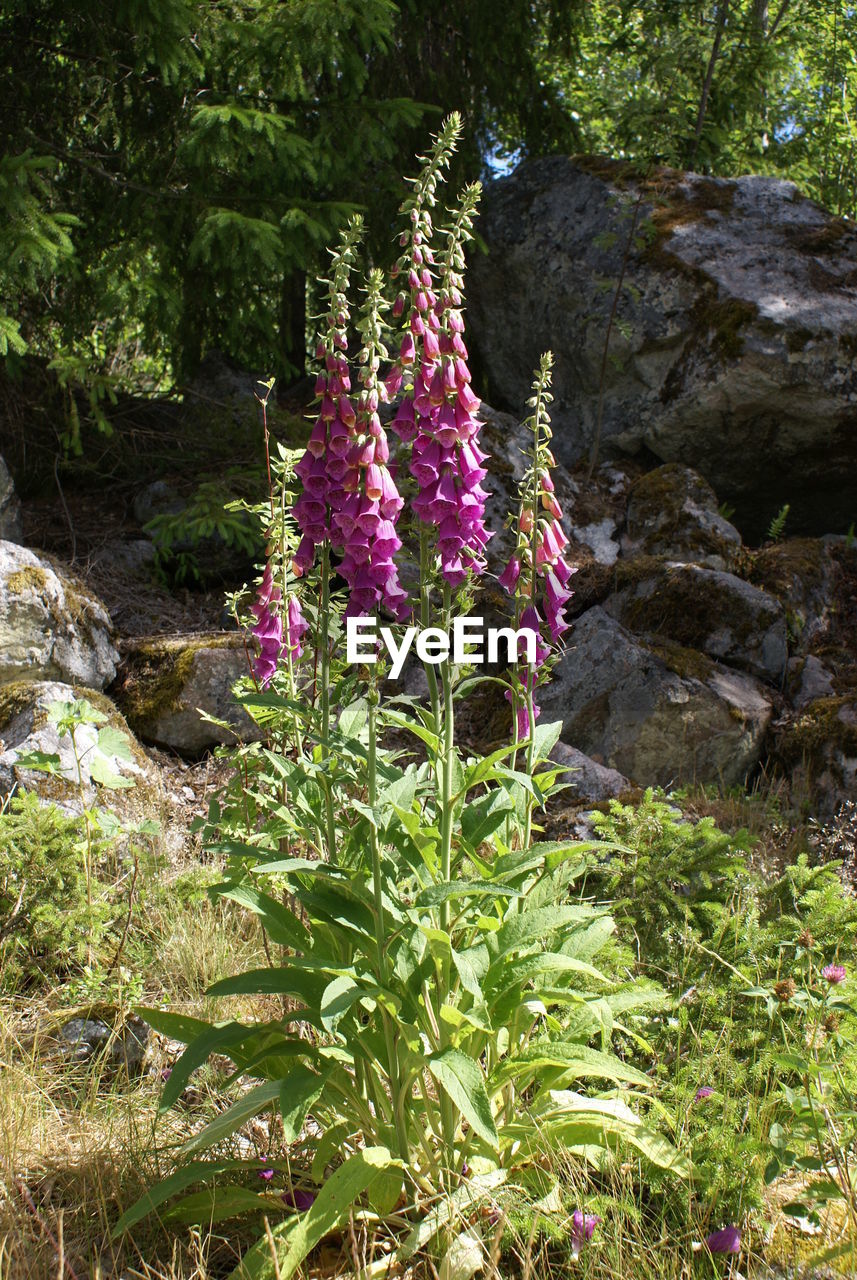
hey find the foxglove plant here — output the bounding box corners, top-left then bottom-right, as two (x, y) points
(500, 352), (574, 755)
(118, 126), (691, 1280)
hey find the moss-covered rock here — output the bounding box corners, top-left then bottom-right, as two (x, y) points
(774, 695), (857, 818)
(603, 561), (787, 683)
(0, 541), (117, 688)
(538, 606), (773, 788)
(625, 464), (742, 567)
(112, 632), (259, 755)
(0, 679), (165, 829)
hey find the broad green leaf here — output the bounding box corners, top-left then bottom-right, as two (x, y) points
(229, 1147), (401, 1280)
(206, 966), (330, 1004)
(280, 1067), (326, 1142)
(88, 753), (134, 789)
(159, 1021), (255, 1110)
(428, 1049), (499, 1149)
(461, 791), (512, 849)
(182, 1080), (282, 1155)
(213, 883), (312, 951)
(491, 1041), (651, 1090)
(95, 725), (134, 760)
(320, 975), (363, 1031)
(339, 698), (368, 737)
(414, 881), (521, 909)
(164, 1185), (275, 1225)
(383, 709), (440, 752)
(492, 905), (593, 958)
(531, 720), (563, 764)
(112, 1160), (254, 1236)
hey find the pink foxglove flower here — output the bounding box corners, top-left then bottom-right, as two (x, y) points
(285, 595), (309, 660)
(570, 1211), (601, 1257)
(292, 218), (363, 577)
(706, 1226), (741, 1254)
(332, 268), (409, 621)
(283, 1187), (316, 1212)
(249, 562), (284, 687)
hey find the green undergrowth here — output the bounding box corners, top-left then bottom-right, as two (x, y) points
(2, 778), (856, 1277)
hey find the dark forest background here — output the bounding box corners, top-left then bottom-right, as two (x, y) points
(2, 0), (856, 397)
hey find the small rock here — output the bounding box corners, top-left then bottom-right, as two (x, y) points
(0, 679), (166, 828)
(0, 456), (22, 543)
(625, 465), (742, 568)
(0, 541), (118, 688)
(789, 654), (836, 708)
(774, 695), (857, 819)
(549, 741), (630, 802)
(91, 538), (157, 579)
(59, 1014), (150, 1074)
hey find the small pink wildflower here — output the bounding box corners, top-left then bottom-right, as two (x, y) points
(822, 963), (847, 985)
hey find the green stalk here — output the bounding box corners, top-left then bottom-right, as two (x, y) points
(420, 528), (442, 747)
(368, 680), (410, 1162)
(437, 580), (457, 1177)
(319, 543), (337, 864)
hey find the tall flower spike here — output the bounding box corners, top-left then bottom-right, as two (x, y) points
(408, 182), (492, 585)
(499, 352), (574, 736)
(293, 215), (364, 576)
(332, 268), (409, 621)
(389, 113), (462, 420)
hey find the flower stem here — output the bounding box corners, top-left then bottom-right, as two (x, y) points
(368, 678), (409, 1162)
(319, 542), (337, 864)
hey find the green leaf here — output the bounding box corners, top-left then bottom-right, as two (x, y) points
(229, 1147), (401, 1280)
(320, 975), (363, 1032)
(214, 883), (312, 951)
(414, 882), (521, 909)
(182, 1080), (283, 1155)
(164, 1185), (274, 1225)
(112, 1160), (253, 1236)
(88, 753), (134, 789)
(428, 1049), (499, 1149)
(491, 1041), (651, 1090)
(280, 1067), (327, 1143)
(159, 1021), (255, 1110)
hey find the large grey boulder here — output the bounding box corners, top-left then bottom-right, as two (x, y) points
(113, 633), (260, 754)
(468, 157), (857, 536)
(0, 542), (117, 688)
(0, 680), (165, 827)
(602, 561), (787, 684)
(0, 457), (22, 542)
(540, 608), (773, 788)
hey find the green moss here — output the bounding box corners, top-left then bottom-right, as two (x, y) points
(644, 637), (716, 684)
(6, 566), (49, 594)
(693, 295), (759, 359)
(116, 634), (240, 727)
(0, 679), (44, 733)
(748, 538), (825, 604)
(780, 696), (857, 761)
